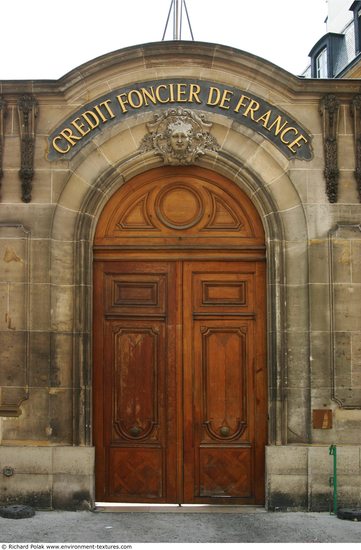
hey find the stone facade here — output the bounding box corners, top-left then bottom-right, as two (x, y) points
(0, 42), (360, 510)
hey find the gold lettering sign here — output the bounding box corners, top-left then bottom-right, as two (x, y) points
(48, 79), (312, 161)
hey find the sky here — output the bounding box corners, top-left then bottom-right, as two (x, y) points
(1, 0), (329, 80)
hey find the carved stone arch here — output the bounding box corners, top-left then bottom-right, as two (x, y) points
(49, 133), (309, 448)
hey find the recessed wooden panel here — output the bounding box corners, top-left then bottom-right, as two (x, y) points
(112, 325), (160, 442)
(192, 271), (255, 314)
(202, 282), (246, 306)
(198, 448), (252, 498)
(116, 193), (155, 230)
(109, 448), (163, 499)
(204, 195), (242, 230)
(104, 273), (166, 316)
(115, 282), (158, 305)
(201, 325), (247, 441)
(155, 183), (203, 229)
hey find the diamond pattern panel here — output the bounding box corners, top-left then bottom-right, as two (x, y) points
(198, 447), (252, 498)
(109, 448), (163, 499)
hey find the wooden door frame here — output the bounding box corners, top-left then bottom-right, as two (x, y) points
(92, 166), (268, 503)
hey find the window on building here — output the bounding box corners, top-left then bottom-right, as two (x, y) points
(350, 1), (361, 53)
(316, 48), (328, 77)
(355, 9), (361, 53)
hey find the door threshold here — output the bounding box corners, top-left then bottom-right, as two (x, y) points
(94, 503), (266, 513)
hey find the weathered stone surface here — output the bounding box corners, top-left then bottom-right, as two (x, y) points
(267, 446), (361, 511)
(0, 332), (27, 386)
(0, 447), (95, 510)
(53, 447), (94, 476)
(0, 473), (52, 509)
(52, 475), (93, 511)
(267, 474), (308, 510)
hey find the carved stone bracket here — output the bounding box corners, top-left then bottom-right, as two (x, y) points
(0, 96), (7, 200)
(17, 94), (38, 203)
(140, 107), (220, 165)
(320, 94), (340, 203)
(351, 94), (361, 202)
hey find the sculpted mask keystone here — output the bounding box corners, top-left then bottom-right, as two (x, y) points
(140, 108), (220, 165)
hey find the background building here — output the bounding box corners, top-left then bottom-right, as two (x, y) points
(305, 0), (361, 77)
(0, 2), (360, 511)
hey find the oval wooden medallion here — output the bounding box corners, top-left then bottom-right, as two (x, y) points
(155, 183), (203, 229)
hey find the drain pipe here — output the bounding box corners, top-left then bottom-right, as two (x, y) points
(329, 444), (337, 514)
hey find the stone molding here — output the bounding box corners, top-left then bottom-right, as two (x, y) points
(351, 94), (361, 202)
(0, 97), (7, 201)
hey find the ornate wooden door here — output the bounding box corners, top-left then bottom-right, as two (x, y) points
(93, 167), (267, 504)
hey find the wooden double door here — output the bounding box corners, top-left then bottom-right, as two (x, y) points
(93, 167), (267, 504)
(94, 258), (266, 504)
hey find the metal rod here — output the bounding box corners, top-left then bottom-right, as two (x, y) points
(162, 0), (194, 41)
(329, 444), (337, 514)
(183, 0), (194, 40)
(174, 0), (180, 40)
(162, 0), (174, 41)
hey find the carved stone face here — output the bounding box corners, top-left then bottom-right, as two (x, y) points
(140, 107), (220, 166)
(169, 129), (190, 152)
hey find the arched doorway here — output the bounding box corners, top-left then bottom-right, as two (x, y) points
(93, 166), (267, 504)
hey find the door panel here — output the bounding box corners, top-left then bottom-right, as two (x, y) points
(183, 262), (264, 503)
(94, 261), (178, 502)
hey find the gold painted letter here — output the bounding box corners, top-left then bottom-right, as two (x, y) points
(219, 89), (233, 110)
(207, 87), (221, 106)
(188, 84), (202, 104)
(99, 100), (116, 119)
(155, 85), (170, 104)
(243, 99), (260, 120)
(82, 111), (100, 129)
(52, 136), (71, 154)
(234, 95), (251, 113)
(59, 128), (82, 146)
(117, 93), (129, 113)
(287, 133), (308, 153)
(71, 117), (91, 137)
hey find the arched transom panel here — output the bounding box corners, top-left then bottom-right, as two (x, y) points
(94, 167), (265, 249)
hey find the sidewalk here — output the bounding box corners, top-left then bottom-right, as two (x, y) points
(0, 507), (361, 544)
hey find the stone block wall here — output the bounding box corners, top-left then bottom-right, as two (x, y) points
(0, 446), (94, 510)
(267, 446), (361, 511)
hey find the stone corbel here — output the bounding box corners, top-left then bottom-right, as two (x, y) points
(351, 94), (361, 202)
(0, 96), (7, 200)
(17, 94), (38, 203)
(320, 94), (340, 203)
